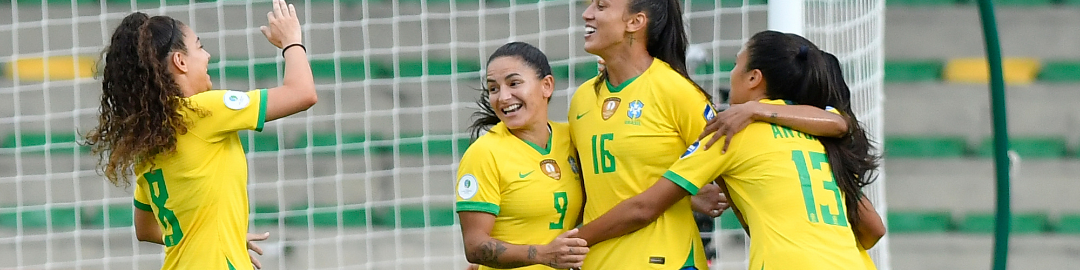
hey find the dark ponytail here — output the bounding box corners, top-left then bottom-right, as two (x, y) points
(592, 0), (711, 101)
(469, 42), (553, 140)
(745, 30), (880, 235)
(85, 13), (197, 187)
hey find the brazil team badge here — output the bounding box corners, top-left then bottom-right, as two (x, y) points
(601, 97), (621, 120)
(540, 159), (562, 180)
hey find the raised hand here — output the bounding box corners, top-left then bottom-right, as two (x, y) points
(260, 0), (302, 49)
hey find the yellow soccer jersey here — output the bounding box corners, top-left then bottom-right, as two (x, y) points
(133, 89), (267, 270)
(568, 58), (714, 270)
(455, 121), (584, 270)
(664, 99), (868, 270)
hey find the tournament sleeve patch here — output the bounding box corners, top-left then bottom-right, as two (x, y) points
(222, 90), (251, 110)
(457, 174), (480, 200)
(681, 141), (700, 158)
(703, 105), (716, 121)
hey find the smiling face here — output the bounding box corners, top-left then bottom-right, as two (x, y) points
(485, 56), (554, 131)
(582, 0), (637, 56)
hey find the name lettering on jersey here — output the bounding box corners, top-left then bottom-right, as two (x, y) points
(540, 159), (562, 180)
(222, 91), (250, 110)
(601, 97), (621, 120)
(457, 174), (479, 200)
(771, 123), (817, 141)
(704, 105), (717, 121)
(624, 100), (644, 126)
(681, 141), (700, 158)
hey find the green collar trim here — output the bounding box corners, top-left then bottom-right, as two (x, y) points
(519, 124), (553, 155)
(605, 74), (640, 93)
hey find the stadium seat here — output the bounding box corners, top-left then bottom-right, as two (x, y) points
(975, 136), (1068, 159)
(293, 132), (387, 156)
(944, 57), (1041, 85)
(208, 60), (279, 81)
(394, 59), (482, 77)
(957, 212), (1049, 234)
(718, 210), (744, 230)
(3, 0), (96, 5)
(884, 136), (968, 158)
(84, 204), (134, 228)
(884, 60), (944, 83)
(239, 132), (281, 153)
(310, 58), (390, 80)
(887, 211), (952, 233)
(4, 55), (95, 81)
(1054, 214), (1080, 234)
(1063, 0), (1080, 6)
(1, 132), (86, 154)
(393, 133), (471, 157)
(104, 0), (190, 7)
(694, 60), (737, 76)
(1037, 61), (1080, 82)
(0, 206), (80, 229)
(372, 205), (455, 228)
(284, 204), (367, 227)
(249, 204), (280, 227)
(685, 0), (766, 7)
(886, 0), (957, 6)
(552, 61), (601, 81)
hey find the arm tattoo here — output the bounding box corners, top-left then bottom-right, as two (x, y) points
(770, 112), (779, 120)
(527, 246), (538, 260)
(473, 240), (517, 268)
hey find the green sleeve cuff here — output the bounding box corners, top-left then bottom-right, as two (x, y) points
(255, 89), (268, 132)
(664, 170), (700, 195)
(133, 199), (153, 212)
(456, 201), (500, 215)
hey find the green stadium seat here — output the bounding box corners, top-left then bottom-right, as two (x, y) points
(250, 204), (280, 227)
(552, 61), (601, 80)
(208, 60), (279, 81)
(694, 60), (737, 76)
(5, 0), (96, 5)
(1054, 214), (1080, 234)
(884, 136), (968, 158)
(239, 132), (280, 153)
(958, 212), (1049, 234)
(1, 132), (86, 154)
(0, 206), (80, 229)
(718, 210), (744, 230)
(293, 132), (386, 155)
(372, 205), (455, 228)
(104, 0), (191, 7)
(976, 136), (1067, 159)
(886, 0), (957, 6)
(1038, 61), (1080, 82)
(393, 133), (471, 156)
(309, 58), (390, 80)
(85, 205), (134, 228)
(884, 60), (943, 83)
(1063, 0), (1080, 6)
(395, 59), (482, 77)
(887, 211), (952, 233)
(284, 205), (367, 227)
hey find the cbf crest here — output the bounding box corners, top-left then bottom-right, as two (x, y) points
(540, 159), (562, 180)
(627, 100), (644, 119)
(601, 97), (621, 120)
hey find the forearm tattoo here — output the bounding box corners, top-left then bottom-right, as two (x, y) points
(473, 240), (525, 268)
(527, 246), (537, 260)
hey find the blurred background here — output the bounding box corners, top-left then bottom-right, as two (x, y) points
(0, 0), (1078, 269)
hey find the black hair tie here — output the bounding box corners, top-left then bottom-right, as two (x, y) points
(796, 45), (809, 60)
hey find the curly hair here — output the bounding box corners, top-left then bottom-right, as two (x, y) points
(85, 13), (199, 187)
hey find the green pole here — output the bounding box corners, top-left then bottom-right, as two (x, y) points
(975, 1), (1011, 270)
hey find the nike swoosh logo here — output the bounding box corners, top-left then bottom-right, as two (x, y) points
(519, 171), (534, 178)
(576, 111), (590, 119)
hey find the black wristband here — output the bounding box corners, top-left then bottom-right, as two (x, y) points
(282, 43), (306, 57)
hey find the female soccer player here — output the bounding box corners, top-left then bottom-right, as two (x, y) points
(84, 0), (316, 269)
(569, 0), (850, 268)
(580, 30), (885, 270)
(455, 42), (589, 270)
